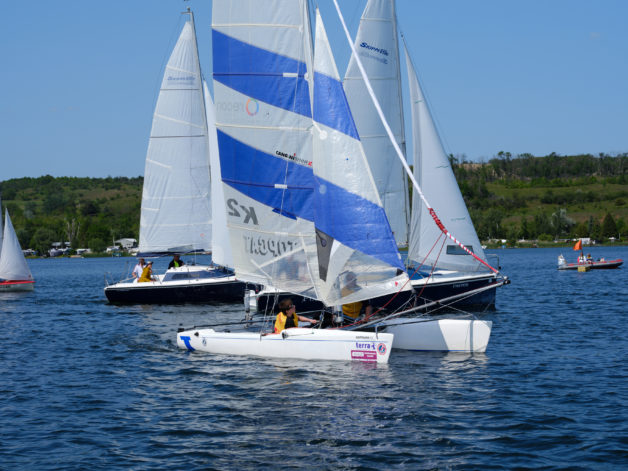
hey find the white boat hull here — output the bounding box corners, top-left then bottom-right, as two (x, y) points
(380, 318), (492, 353)
(177, 327), (394, 363)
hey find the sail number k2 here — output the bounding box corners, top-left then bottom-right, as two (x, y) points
(227, 199), (259, 225)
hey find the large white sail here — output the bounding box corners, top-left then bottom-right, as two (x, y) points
(312, 10), (408, 306)
(405, 43), (487, 271)
(343, 0), (409, 248)
(204, 81), (233, 268)
(212, 0), (320, 297)
(0, 210), (33, 281)
(138, 17), (212, 256)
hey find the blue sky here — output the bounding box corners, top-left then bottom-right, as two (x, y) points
(1, 0), (627, 180)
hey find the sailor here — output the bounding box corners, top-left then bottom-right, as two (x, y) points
(340, 272), (373, 324)
(132, 258), (146, 279)
(168, 254), (185, 269)
(273, 298), (318, 334)
(138, 261), (155, 282)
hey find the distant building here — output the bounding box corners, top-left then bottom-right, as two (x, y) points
(114, 238), (137, 249)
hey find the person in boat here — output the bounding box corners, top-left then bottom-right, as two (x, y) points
(168, 254), (185, 269)
(586, 253), (593, 263)
(138, 261), (155, 282)
(340, 272), (373, 325)
(273, 298), (318, 334)
(132, 258), (146, 279)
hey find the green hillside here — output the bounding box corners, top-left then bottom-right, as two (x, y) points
(0, 176), (142, 254)
(1, 152), (626, 255)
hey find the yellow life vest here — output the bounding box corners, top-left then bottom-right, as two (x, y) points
(274, 311), (298, 333)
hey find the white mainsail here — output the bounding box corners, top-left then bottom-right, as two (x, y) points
(311, 9), (409, 306)
(204, 81), (233, 268)
(404, 42), (487, 271)
(138, 17), (212, 256)
(343, 0), (409, 248)
(0, 210), (33, 281)
(212, 0), (320, 297)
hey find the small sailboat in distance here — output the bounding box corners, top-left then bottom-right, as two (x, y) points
(0, 209), (35, 292)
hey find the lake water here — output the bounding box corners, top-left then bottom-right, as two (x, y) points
(1, 247), (627, 470)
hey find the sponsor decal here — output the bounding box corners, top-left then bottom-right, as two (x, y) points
(355, 341), (376, 350)
(351, 350), (377, 362)
(275, 150), (312, 167)
(246, 98), (259, 116)
(377, 343), (387, 355)
(244, 235), (297, 258)
(360, 42), (389, 56)
(168, 75), (195, 83)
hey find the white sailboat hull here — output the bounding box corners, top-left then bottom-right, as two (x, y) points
(380, 318), (492, 353)
(177, 327), (394, 363)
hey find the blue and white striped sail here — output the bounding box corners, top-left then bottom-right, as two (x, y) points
(212, 0), (320, 297)
(139, 18), (212, 256)
(405, 43), (487, 271)
(343, 0), (409, 248)
(312, 10), (409, 306)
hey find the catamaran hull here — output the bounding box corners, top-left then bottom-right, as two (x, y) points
(0, 280), (35, 292)
(177, 328), (394, 363)
(252, 274), (499, 314)
(380, 318), (492, 353)
(104, 278), (247, 304)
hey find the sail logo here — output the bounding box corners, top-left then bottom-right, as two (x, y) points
(246, 98), (259, 116)
(275, 150), (312, 167)
(167, 75), (195, 83)
(360, 42), (389, 56)
(359, 42), (389, 65)
(226, 198), (259, 225)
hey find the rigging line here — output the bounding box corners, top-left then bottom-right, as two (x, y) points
(332, 0), (498, 275)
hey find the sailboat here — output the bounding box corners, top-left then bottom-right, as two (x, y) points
(177, 1), (399, 363)
(251, 0), (507, 316)
(0, 208), (35, 292)
(104, 10), (247, 304)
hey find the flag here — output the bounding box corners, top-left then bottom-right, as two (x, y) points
(573, 240), (582, 251)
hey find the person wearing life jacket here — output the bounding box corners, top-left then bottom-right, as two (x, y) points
(340, 272), (372, 324)
(273, 298), (318, 334)
(138, 261), (155, 282)
(168, 254), (185, 269)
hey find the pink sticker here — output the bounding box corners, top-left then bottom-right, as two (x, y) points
(351, 350), (377, 362)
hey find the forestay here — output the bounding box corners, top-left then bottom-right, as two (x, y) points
(343, 0), (409, 248)
(0, 210), (33, 281)
(211, 0), (321, 298)
(139, 18), (212, 256)
(204, 81), (233, 268)
(312, 10), (409, 306)
(404, 43), (488, 272)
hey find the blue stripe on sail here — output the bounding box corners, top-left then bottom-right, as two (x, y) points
(212, 29), (312, 118)
(313, 176), (403, 271)
(313, 72), (360, 140)
(217, 130), (314, 221)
